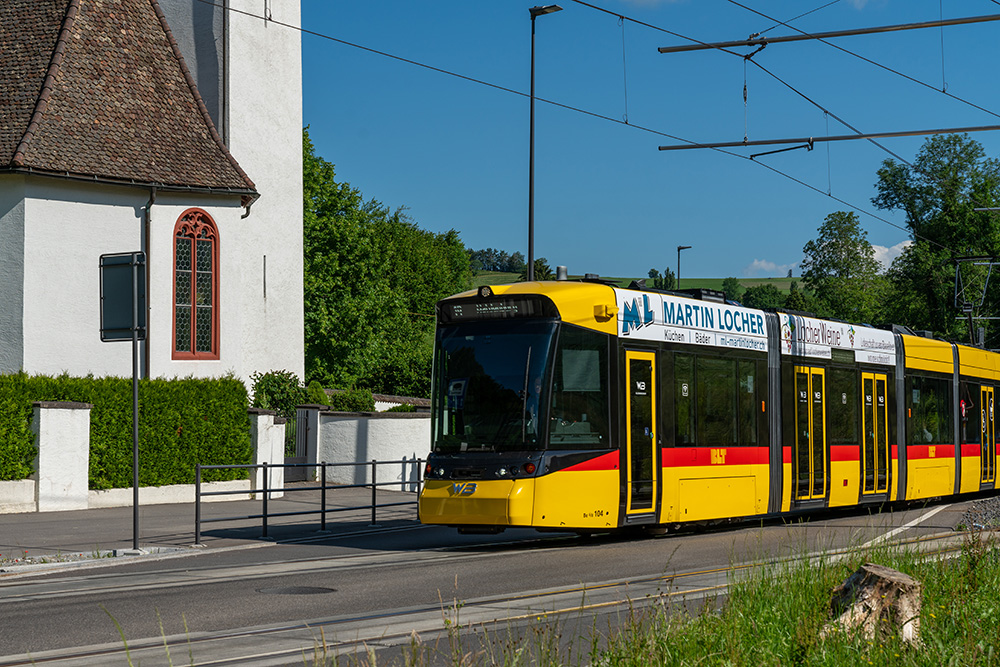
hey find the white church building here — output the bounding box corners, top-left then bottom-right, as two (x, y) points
(0, 0), (303, 383)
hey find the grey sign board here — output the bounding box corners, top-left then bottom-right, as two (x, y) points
(100, 252), (146, 341)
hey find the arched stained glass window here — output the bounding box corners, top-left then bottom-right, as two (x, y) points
(173, 209), (219, 359)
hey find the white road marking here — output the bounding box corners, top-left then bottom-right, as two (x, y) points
(858, 503), (950, 550)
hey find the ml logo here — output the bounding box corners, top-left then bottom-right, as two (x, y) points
(622, 295), (655, 335)
(451, 482), (477, 496)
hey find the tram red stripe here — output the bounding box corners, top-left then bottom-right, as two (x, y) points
(830, 445), (860, 462)
(906, 444), (956, 460)
(961, 443), (982, 457)
(662, 446), (769, 467)
(561, 451), (620, 472)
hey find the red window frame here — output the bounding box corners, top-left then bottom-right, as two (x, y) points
(172, 208), (220, 360)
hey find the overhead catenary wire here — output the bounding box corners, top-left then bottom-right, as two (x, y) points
(196, 0), (952, 253)
(657, 11), (1000, 54)
(756, 0), (843, 37)
(717, 0), (1000, 121)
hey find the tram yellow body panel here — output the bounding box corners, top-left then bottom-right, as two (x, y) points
(781, 461), (792, 512)
(420, 479), (535, 526)
(485, 282), (618, 335)
(961, 454), (981, 493)
(891, 456), (900, 500)
(531, 469), (619, 529)
(958, 345), (997, 377)
(902, 335), (954, 375)
(905, 458), (954, 499)
(828, 460), (859, 507)
(660, 461), (769, 523)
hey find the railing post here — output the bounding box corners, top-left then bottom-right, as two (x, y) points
(261, 461), (269, 539)
(320, 461), (327, 532)
(194, 464), (202, 545)
(370, 459), (378, 526)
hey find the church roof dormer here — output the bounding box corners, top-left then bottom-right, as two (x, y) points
(0, 0), (257, 203)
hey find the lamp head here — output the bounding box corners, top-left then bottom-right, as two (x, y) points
(530, 4), (563, 18)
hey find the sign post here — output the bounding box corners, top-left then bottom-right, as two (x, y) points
(100, 252), (146, 552)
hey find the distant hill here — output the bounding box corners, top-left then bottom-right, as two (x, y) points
(467, 273), (800, 294)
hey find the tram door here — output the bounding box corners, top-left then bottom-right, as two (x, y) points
(625, 351), (657, 515)
(981, 386), (996, 485)
(794, 366), (827, 501)
(861, 373), (890, 495)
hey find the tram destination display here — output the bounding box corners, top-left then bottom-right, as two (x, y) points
(438, 295), (557, 323)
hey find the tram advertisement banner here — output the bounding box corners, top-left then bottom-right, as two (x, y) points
(614, 289), (768, 352)
(779, 313), (895, 365)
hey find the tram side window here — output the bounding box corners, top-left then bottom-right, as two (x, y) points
(827, 368), (858, 446)
(547, 325), (610, 450)
(960, 382), (980, 445)
(906, 375), (952, 445)
(697, 357), (737, 446)
(675, 353), (694, 445)
(738, 360), (757, 445)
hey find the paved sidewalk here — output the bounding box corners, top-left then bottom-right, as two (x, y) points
(0, 483), (420, 567)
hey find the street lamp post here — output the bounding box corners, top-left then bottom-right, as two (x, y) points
(677, 245), (691, 290)
(528, 4), (562, 281)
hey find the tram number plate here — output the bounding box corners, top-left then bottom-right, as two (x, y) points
(583, 510), (606, 519)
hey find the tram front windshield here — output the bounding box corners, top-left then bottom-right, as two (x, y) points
(433, 320), (556, 453)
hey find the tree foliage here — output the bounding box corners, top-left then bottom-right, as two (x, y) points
(518, 257), (555, 281)
(741, 284), (785, 311)
(874, 134), (1000, 341)
(469, 248), (525, 273)
(722, 276), (743, 302)
(303, 129), (470, 396)
(648, 267), (676, 291)
(801, 211), (886, 323)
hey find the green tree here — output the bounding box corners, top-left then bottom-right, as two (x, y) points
(722, 276), (743, 302)
(519, 257), (554, 281)
(647, 267), (676, 290)
(874, 134), (1000, 341)
(784, 281), (811, 312)
(303, 129), (470, 396)
(741, 284), (784, 310)
(801, 211), (886, 323)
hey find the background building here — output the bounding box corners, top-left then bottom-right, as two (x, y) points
(0, 0), (303, 383)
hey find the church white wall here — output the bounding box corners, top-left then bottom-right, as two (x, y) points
(20, 179), (142, 377)
(0, 176), (26, 373)
(17, 179), (276, 385)
(226, 0), (305, 383)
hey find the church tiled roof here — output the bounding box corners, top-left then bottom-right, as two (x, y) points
(0, 0), (256, 200)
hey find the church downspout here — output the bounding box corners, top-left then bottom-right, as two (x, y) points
(144, 186), (155, 379)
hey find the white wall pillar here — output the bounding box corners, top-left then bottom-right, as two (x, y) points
(249, 408), (284, 498)
(33, 401), (91, 512)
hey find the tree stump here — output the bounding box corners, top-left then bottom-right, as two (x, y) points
(820, 563), (922, 646)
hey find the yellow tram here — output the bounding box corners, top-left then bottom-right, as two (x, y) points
(418, 279), (998, 533)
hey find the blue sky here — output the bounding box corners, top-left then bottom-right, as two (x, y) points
(300, 1), (1000, 279)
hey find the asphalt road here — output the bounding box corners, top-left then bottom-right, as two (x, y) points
(0, 498), (975, 666)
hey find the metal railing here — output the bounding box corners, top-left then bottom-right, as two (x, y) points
(194, 459), (423, 544)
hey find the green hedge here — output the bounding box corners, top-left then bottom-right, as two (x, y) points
(0, 373), (251, 488)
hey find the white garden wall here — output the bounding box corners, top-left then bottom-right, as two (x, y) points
(313, 411), (429, 491)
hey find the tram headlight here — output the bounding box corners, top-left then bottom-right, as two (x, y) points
(497, 467), (508, 477)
